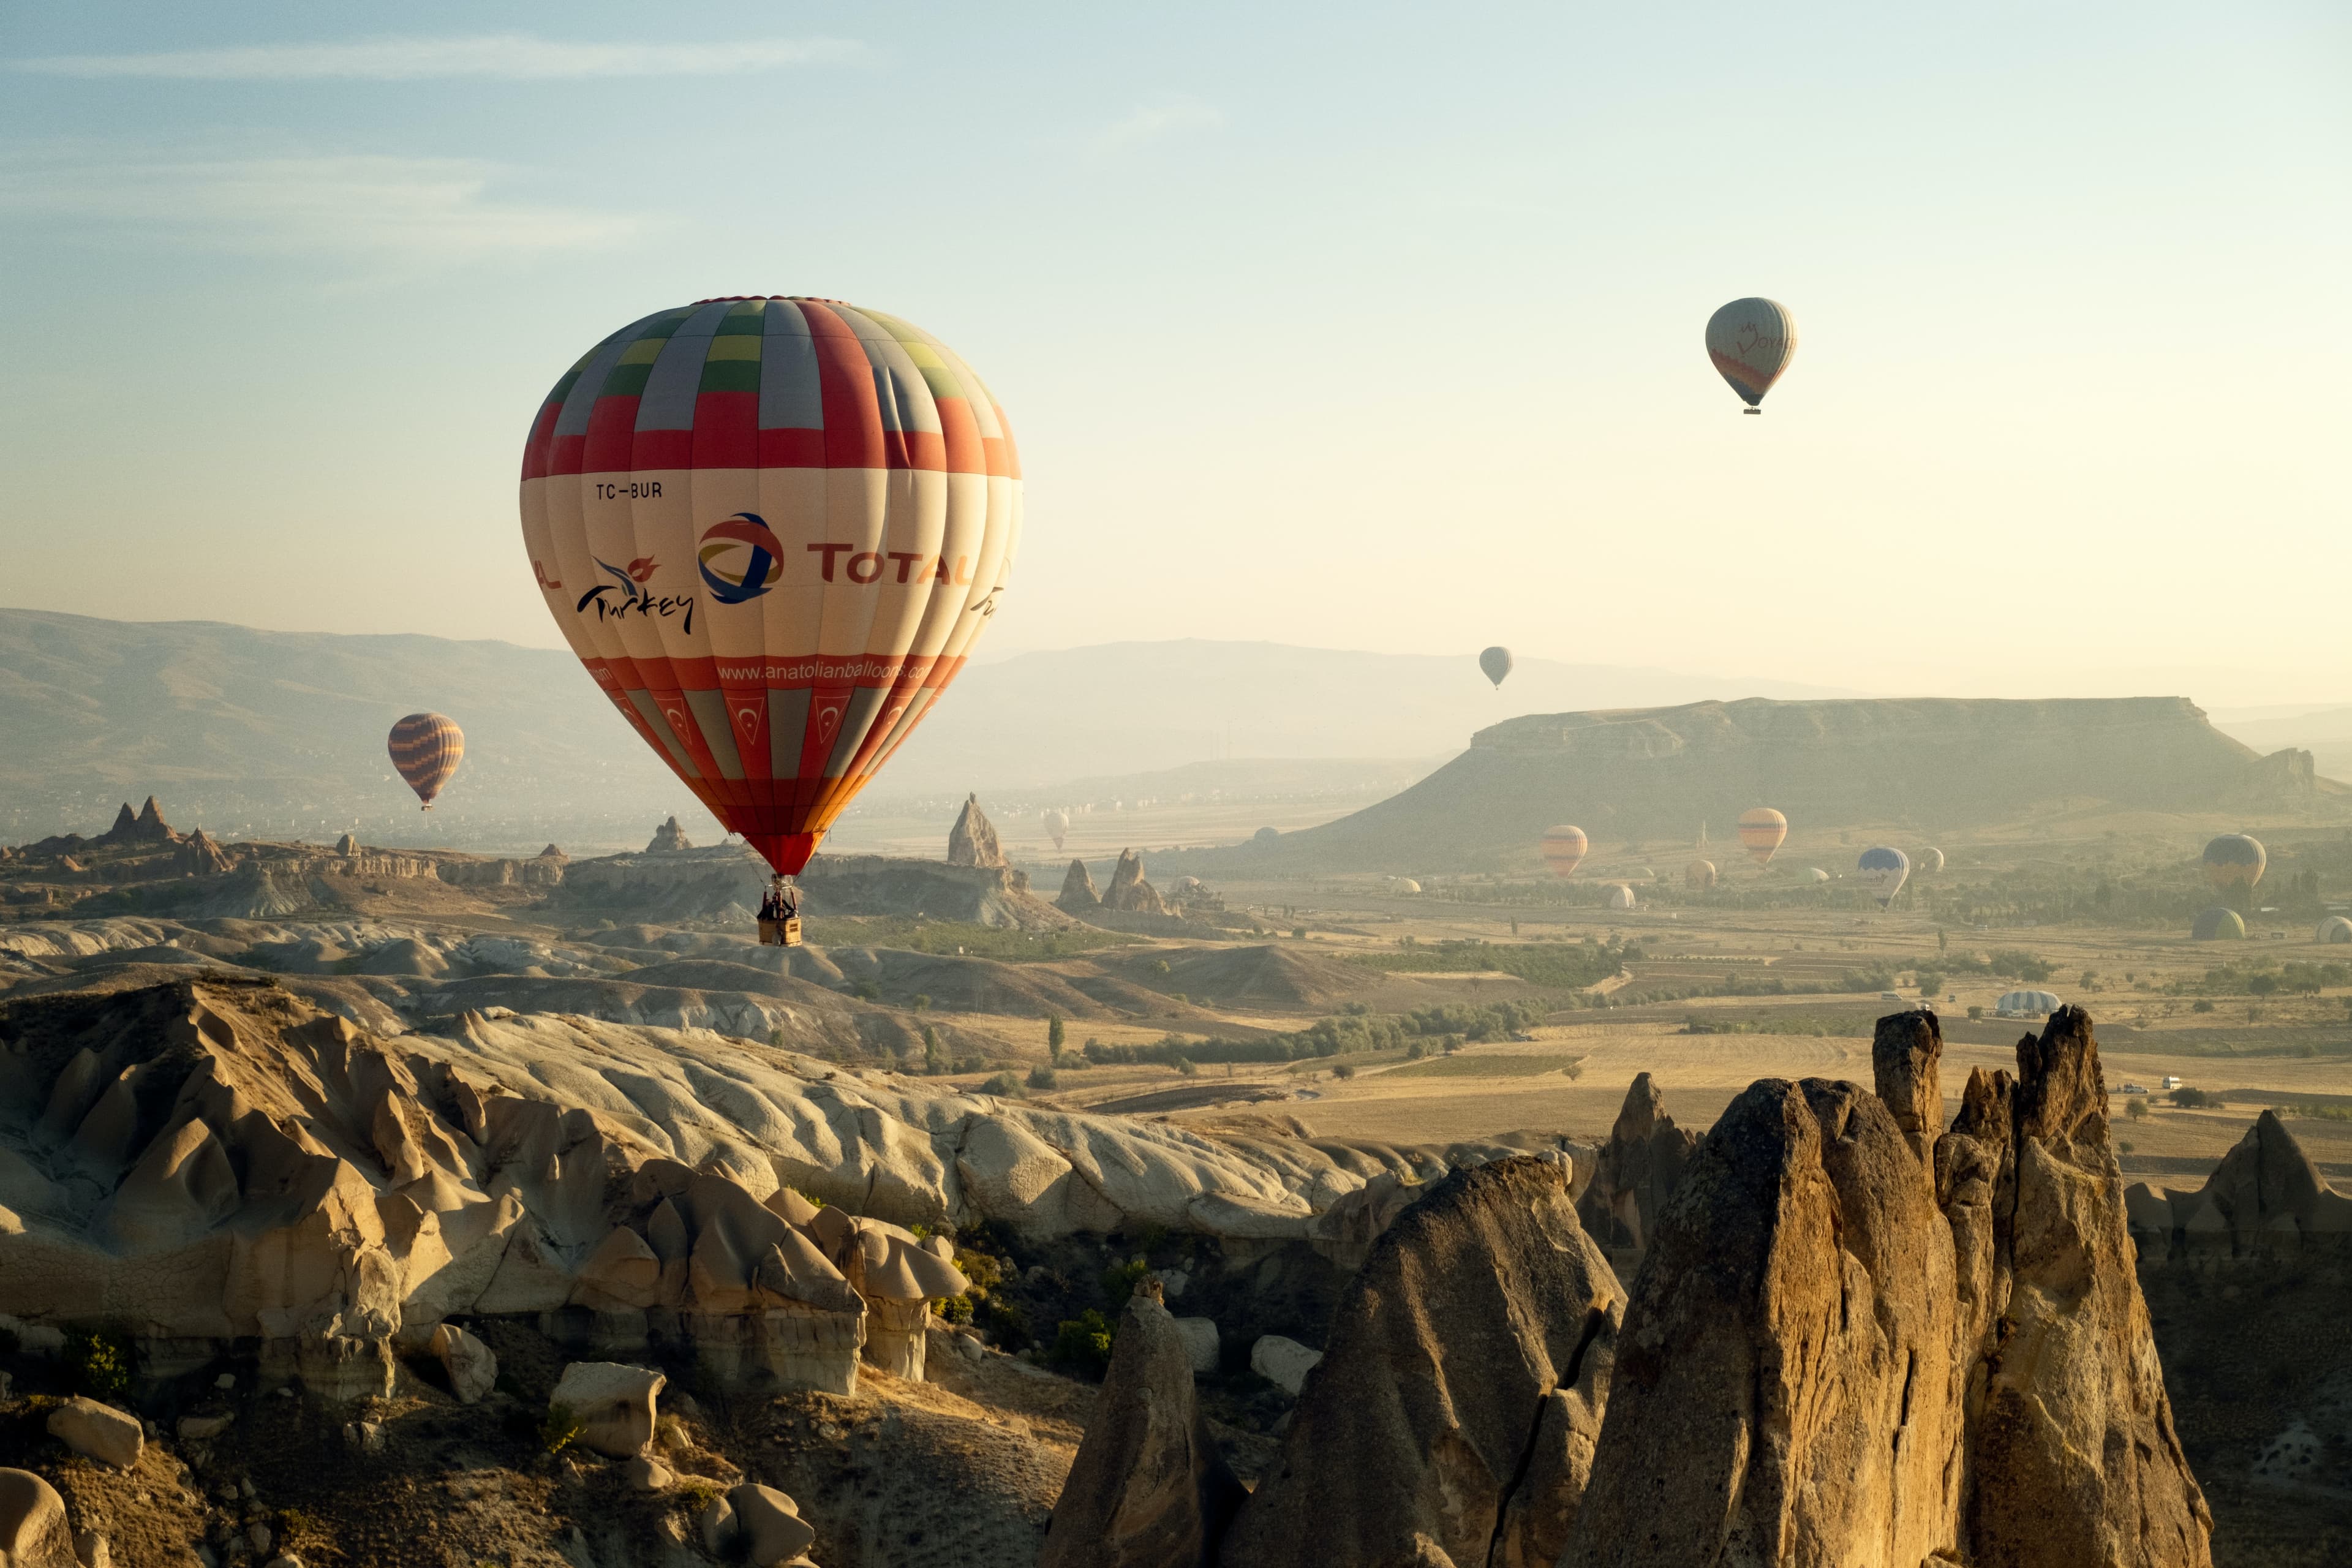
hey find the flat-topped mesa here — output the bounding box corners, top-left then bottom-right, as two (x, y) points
(946, 793), (1006, 868)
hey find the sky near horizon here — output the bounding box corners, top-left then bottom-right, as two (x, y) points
(2, 3), (2347, 708)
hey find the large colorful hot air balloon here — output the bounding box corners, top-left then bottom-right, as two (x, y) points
(1541, 825), (1588, 878)
(1856, 846), (1910, 908)
(1044, 809), (1069, 851)
(388, 713), (464, 810)
(1479, 646), (1513, 689)
(2201, 835), (2265, 900)
(1737, 807), (1787, 867)
(1705, 298), (1796, 413)
(519, 297), (1017, 935)
(2192, 906), (2246, 941)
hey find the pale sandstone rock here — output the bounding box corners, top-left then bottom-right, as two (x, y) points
(729, 1483), (816, 1566)
(1170, 1316), (1219, 1376)
(1226, 1158), (1623, 1568)
(1042, 1293), (1242, 1568)
(551, 1360), (664, 1458)
(946, 795), (1006, 869)
(1246, 1335), (1319, 1396)
(1057, 859), (1102, 912)
(0, 1469), (75, 1568)
(1574, 1071), (1697, 1255)
(1563, 1079), (1963, 1568)
(428, 1322), (497, 1404)
(46, 1397), (144, 1469)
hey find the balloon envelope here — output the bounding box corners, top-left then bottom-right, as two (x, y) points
(1044, 809), (1069, 851)
(519, 297), (1019, 876)
(1541, 825), (1588, 878)
(388, 713), (464, 809)
(1606, 884), (1637, 911)
(1917, 846), (1945, 873)
(1705, 298), (1796, 409)
(1685, 858), (1717, 889)
(1479, 646), (1513, 688)
(2201, 834), (2265, 892)
(1856, 846), (1910, 908)
(1737, 807), (1787, 867)
(2316, 916), (2352, 945)
(2192, 906), (2247, 941)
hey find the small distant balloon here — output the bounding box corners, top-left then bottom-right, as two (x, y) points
(2316, 916), (2352, 945)
(1917, 846), (1945, 874)
(388, 713), (464, 810)
(1541, 825), (1588, 878)
(1606, 883), (1637, 911)
(1705, 298), (1796, 413)
(1738, 807), (1788, 867)
(1044, 809), (1069, 851)
(1685, 858), (1717, 890)
(2201, 835), (2266, 892)
(1856, 846), (1910, 908)
(1804, 867), (1831, 883)
(1479, 647), (1514, 689)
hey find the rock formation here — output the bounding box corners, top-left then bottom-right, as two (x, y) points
(334, 832), (360, 854)
(1574, 1072), (1697, 1262)
(1562, 1006), (2211, 1567)
(1058, 858), (1102, 913)
(0, 1469), (75, 1568)
(0, 976), (1512, 1409)
(176, 828), (232, 876)
(645, 816), (693, 853)
(2126, 1109), (2352, 1260)
(947, 794), (1007, 868)
(1041, 1286), (1243, 1568)
(1222, 1155), (1624, 1568)
(550, 1361), (665, 1458)
(1562, 1077), (1964, 1567)
(97, 797), (178, 846)
(1104, 850), (1169, 915)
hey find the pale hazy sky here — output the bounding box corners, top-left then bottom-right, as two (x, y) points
(3, 3), (2347, 706)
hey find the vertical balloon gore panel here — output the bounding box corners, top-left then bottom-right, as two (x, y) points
(518, 296), (1019, 878)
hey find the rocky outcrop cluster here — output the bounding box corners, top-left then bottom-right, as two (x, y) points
(1054, 1008), (2212, 1567)
(175, 829), (233, 876)
(1104, 850), (1169, 915)
(0, 976), (1501, 1408)
(1574, 1071), (1695, 1265)
(1057, 858), (1101, 913)
(101, 797), (178, 846)
(2127, 1109), (2352, 1261)
(947, 794), (1007, 868)
(644, 815), (693, 853)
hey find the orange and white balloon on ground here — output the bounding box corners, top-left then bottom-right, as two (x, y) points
(1541, 825), (1588, 878)
(519, 297), (1018, 877)
(1737, 807), (1788, 867)
(388, 713), (464, 810)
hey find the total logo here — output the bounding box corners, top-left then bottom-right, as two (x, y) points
(698, 513), (785, 605)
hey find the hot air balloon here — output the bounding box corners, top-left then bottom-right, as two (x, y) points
(2192, 907), (2246, 941)
(1044, 809), (1069, 851)
(2201, 835), (2265, 905)
(1685, 859), (1717, 890)
(1705, 298), (1796, 413)
(1737, 807), (1787, 867)
(388, 713), (464, 810)
(1804, 867), (1830, 883)
(1917, 846), (1945, 874)
(1479, 646), (1513, 689)
(1541, 825), (1588, 878)
(520, 297), (1018, 944)
(1606, 884), (1637, 911)
(2316, 916), (2352, 945)
(1856, 846), (1910, 908)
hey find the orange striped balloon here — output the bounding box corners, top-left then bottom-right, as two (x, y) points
(389, 712), (464, 809)
(1541, 824), (1588, 878)
(1737, 807), (1787, 867)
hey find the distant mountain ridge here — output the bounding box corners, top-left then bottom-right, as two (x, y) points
(1171, 695), (2343, 875)
(0, 610), (1860, 851)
